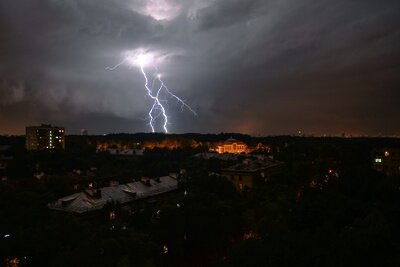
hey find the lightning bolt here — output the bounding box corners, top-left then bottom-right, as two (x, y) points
(106, 51), (196, 133)
(140, 65), (168, 133)
(157, 75), (197, 115)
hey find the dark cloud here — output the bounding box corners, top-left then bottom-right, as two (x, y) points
(0, 0), (399, 135)
(195, 0), (264, 31)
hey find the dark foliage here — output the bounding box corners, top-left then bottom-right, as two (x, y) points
(1, 134), (400, 266)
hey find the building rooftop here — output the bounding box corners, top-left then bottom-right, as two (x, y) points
(194, 152), (241, 160)
(223, 137), (246, 145)
(0, 145), (12, 152)
(222, 159), (283, 173)
(98, 148), (144, 156)
(26, 124), (64, 129)
(48, 175), (178, 213)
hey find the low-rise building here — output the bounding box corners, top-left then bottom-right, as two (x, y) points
(48, 175), (178, 213)
(221, 158), (283, 191)
(372, 148), (400, 176)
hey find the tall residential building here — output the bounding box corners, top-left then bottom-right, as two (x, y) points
(26, 124), (65, 151)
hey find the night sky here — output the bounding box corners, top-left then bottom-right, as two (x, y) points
(1, 0), (399, 135)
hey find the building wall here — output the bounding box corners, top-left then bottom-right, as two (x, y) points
(222, 171), (254, 191)
(221, 163), (283, 191)
(217, 142), (247, 154)
(26, 124), (65, 151)
(372, 148), (400, 176)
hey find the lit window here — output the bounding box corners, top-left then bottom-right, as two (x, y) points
(375, 158), (382, 163)
(163, 245), (168, 254)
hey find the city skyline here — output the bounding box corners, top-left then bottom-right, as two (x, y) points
(1, 0), (400, 135)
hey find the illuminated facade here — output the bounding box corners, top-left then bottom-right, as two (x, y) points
(26, 124), (65, 151)
(216, 138), (248, 154)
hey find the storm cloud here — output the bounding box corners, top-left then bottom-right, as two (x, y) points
(0, 0), (399, 135)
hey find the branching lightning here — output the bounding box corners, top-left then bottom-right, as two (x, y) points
(106, 50), (196, 133)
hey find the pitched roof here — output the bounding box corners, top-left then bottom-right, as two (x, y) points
(48, 176), (178, 213)
(223, 137), (246, 145)
(222, 159), (283, 173)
